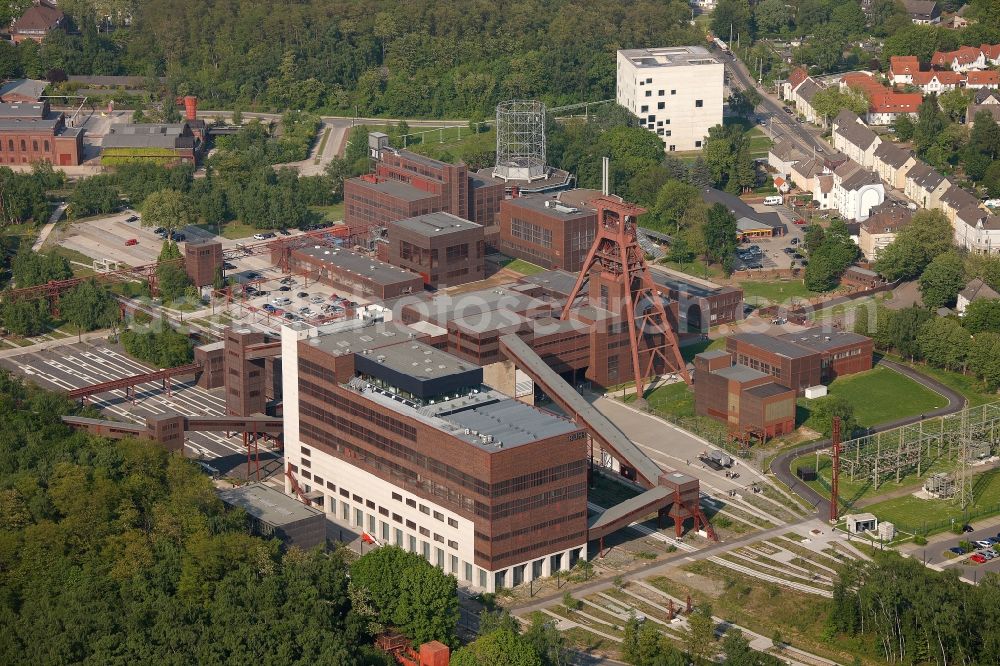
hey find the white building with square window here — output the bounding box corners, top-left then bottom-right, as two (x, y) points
(616, 46), (724, 152)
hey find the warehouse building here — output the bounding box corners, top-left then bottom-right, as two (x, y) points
(693, 350), (796, 439)
(387, 212), (485, 288)
(102, 122), (201, 165)
(218, 483), (326, 550)
(726, 328), (873, 393)
(649, 266), (744, 332)
(277, 246), (425, 301)
(498, 192), (598, 273)
(281, 320), (590, 591)
(0, 101), (83, 166)
(343, 133), (504, 242)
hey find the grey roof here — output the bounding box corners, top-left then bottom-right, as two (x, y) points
(833, 109), (861, 129)
(941, 185), (981, 210)
(503, 193), (596, 221)
(619, 46), (720, 68)
(390, 148), (449, 170)
(701, 187), (783, 229)
(744, 382), (793, 399)
(588, 485), (671, 531)
(649, 266), (736, 299)
(714, 363), (768, 382)
(103, 123), (193, 149)
(390, 211), (481, 237)
(873, 141), (913, 168)
(443, 399), (578, 447)
(769, 137), (807, 162)
(960, 278), (1000, 302)
(697, 349), (731, 360)
(908, 163), (947, 190)
(352, 178), (439, 202)
(796, 79), (822, 103)
(361, 339), (478, 380)
(310, 320), (429, 357)
(776, 327), (870, 353)
(0, 117), (59, 131)
(294, 246), (422, 287)
(217, 483), (323, 526)
(0, 79), (46, 100)
(973, 88), (1000, 104)
(835, 116), (879, 151)
(840, 165), (882, 191)
(0, 102), (47, 118)
(903, 0), (939, 17)
(792, 157), (825, 178)
(519, 269), (579, 298)
(500, 333), (663, 485)
(731, 332), (814, 359)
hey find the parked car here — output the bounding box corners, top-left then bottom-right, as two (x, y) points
(253, 233), (268, 241)
(963, 524), (975, 533)
(272, 297), (292, 306)
(970, 554), (987, 564)
(278, 285), (291, 292)
(246, 271), (262, 280)
(794, 218), (807, 225)
(310, 295), (324, 304)
(153, 226), (166, 234)
(262, 304), (276, 313)
(950, 547), (966, 555)
(984, 199), (1000, 208)
(297, 291), (309, 298)
(790, 238), (800, 245)
(125, 215), (140, 223)
(782, 106), (792, 114)
(783, 247), (795, 254)
(279, 228), (291, 235)
(223, 262), (237, 270)
(125, 238), (138, 246)
(283, 312), (297, 321)
(975, 540), (992, 549)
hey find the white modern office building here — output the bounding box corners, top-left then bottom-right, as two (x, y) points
(616, 46), (724, 152)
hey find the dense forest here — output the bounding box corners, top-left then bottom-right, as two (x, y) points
(0, 370), (423, 664)
(0, 0), (702, 117)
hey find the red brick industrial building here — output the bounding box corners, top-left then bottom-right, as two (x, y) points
(276, 245), (424, 301)
(648, 266), (744, 332)
(498, 193), (598, 273)
(726, 328), (873, 393)
(0, 101), (83, 166)
(693, 350), (796, 439)
(387, 212), (485, 288)
(344, 133), (504, 243)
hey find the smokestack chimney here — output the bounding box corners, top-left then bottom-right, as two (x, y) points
(602, 156), (610, 196)
(183, 96), (197, 122)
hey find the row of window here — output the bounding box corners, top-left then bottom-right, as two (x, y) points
(0, 138), (50, 153)
(510, 217), (553, 248)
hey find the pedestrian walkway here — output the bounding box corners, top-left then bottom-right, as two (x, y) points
(31, 202), (68, 251)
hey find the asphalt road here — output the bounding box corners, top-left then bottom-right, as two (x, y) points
(771, 359), (967, 520)
(724, 53), (828, 156)
(1, 340), (280, 479)
(921, 523), (1000, 578)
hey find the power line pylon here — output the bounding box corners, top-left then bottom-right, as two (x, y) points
(560, 196), (689, 405)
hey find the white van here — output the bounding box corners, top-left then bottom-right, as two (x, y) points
(763, 195), (784, 206)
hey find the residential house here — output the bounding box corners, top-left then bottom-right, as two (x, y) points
(812, 173), (835, 210)
(858, 202), (914, 260)
(832, 110), (881, 168)
(910, 70), (963, 94)
(872, 141), (917, 190)
(966, 88), (1000, 124)
(903, 0), (941, 24)
(957, 278), (1000, 314)
(767, 137), (808, 176)
(867, 92), (922, 125)
(965, 70), (1000, 90)
(794, 79), (823, 124)
(773, 175), (791, 194)
(931, 45), (986, 72)
(888, 56), (920, 85)
(945, 15), (970, 29)
(832, 160), (885, 221)
(940, 185), (983, 225)
(981, 43), (1000, 66)
(782, 67), (810, 102)
(904, 163), (951, 209)
(954, 207), (1000, 254)
(789, 157), (825, 192)
(10, 1), (66, 44)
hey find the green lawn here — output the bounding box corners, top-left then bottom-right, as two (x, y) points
(503, 258), (546, 276)
(46, 245), (99, 276)
(883, 355), (998, 408)
(680, 336), (726, 362)
(799, 366), (948, 429)
(659, 259), (724, 279)
(747, 127), (773, 159)
(739, 279), (820, 304)
(405, 127), (495, 165)
(626, 381), (696, 419)
(864, 469), (1000, 534)
(309, 203), (345, 224)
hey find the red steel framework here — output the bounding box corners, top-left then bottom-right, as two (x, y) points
(830, 416), (841, 522)
(67, 362), (203, 404)
(559, 196), (690, 400)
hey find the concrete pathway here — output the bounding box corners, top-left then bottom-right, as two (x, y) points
(31, 202), (67, 251)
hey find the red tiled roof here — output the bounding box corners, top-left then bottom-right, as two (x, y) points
(889, 56), (920, 76)
(911, 70), (963, 85)
(870, 92), (922, 114)
(982, 44), (1000, 61)
(967, 70), (1000, 86)
(933, 45), (984, 67)
(842, 72), (886, 97)
(788, 67), (809, 89)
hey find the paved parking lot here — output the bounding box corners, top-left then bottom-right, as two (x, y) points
(734, 203), (808, 272)
(0, 340), (279, 478)
(58, 212), (217, 266)
(922, 523), (1000, 578)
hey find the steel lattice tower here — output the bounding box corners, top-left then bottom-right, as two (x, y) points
(493, 100), (547, 182)
(560, 196), (690, 403)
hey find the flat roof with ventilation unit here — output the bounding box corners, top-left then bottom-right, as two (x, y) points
(390, 211), (482, 237)
(618, 46), (720, 68)
(294, 245), (423, 288)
